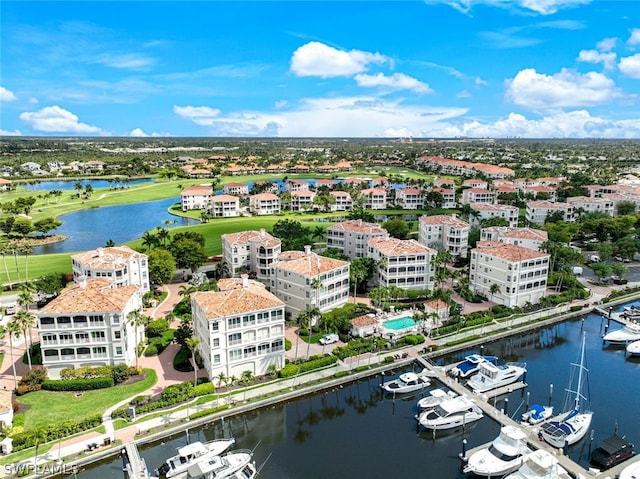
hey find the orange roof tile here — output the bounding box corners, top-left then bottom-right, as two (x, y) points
(368, 237), (435, 256)
(474, 241), (549, 262)
(192, 284), (284, 319)
(40, 279), (140, 314)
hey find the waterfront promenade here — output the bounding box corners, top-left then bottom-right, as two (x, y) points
(1, 279), (638, 478)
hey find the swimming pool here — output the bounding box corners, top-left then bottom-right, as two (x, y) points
(382, 316), (417, 330)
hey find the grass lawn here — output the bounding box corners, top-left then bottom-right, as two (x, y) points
(16, 369), (158, 431)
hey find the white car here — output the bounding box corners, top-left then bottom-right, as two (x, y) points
(319, 333), (339, 345)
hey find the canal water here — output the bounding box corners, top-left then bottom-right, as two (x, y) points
(33, 198), (199, 255)
(63, 312), (640, 479)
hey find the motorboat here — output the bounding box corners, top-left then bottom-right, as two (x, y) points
(590, 434), (635, 470)
(155, 438), (235, 478)
(503, 449), (572, 479)
(448, 354), (499, 379)
(539, 332), (593, 449)
(416, 388), (457, 412)
(463, 425), (531, 477)
(466, 360), (527, 394)
(603, 321), (640, 345)
(521, 403), (554, 425)
(416, 395), (484, 431)
(619, 458), (640, 479)
(627, 340), (640, 357)
(380, 369), (431, 394)
(186, 449), (254, 479)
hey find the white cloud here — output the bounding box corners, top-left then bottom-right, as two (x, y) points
(0, 129), (22, 136)
(424, 0), (591, 15)
(475, 77), (488, 86)
(19, 106), (105, 134)
(174, 105), (222, 125)
(628, 28), (640, 46)
(130, 128), (148, 137)
(619, 54), (640, 79)
(354, 73), (433, 93)
(274, 100), (288, 109)
(456, 90), (472, 98)
(577, 49), (617, 70)
(505, 68), (621, 109)
(290, 42), (388, 78)
(96, 53), (155, 69)
(597, 37), (617, 51)
(0, 86), (17, 102)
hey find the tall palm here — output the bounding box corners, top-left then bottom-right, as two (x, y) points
(0, 321), (21, 390)
(186, 336), (200, 386)
(310, 277), (323, 311)
(141, 231), (157, 251)
(14, 310), (36, 369)
(156, 227), (170, 247)
(10, 243), (21, 283)
(0, 243), (11, 284)
(350, 261), (367, 304)
(240, 370), (255, 402)
(126, 309), (146, 369)
(489, 283), (501, 303)
(18, 288), (34, 312)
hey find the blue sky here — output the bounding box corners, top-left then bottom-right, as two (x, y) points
(1, 1), (639, 138)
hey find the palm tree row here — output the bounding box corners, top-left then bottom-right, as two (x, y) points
(0, 289), (37, 390)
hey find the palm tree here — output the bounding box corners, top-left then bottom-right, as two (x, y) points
(350, 260), (367, 304)
(0, 321), (21, 390)
(240, 370), (255, 402)
(126, 309), (146, 369)
(10, 243), (21, 283)
(18, 288), (34, 312)
(489, 283), (501, 303)
(186, 336), (200, 386)
(0, 243), (11, 285)
(14, 309), (36, 369)
(141, 231), (158, 251)
(156, 227), (170, 247)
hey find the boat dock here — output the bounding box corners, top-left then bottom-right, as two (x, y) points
(413, 357), (636, 479)
(122, 442), (154, 479)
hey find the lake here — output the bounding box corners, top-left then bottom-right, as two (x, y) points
(33, 198), (199, 254)
(19, 178), (155, 191)
(64, 311), (640, 479)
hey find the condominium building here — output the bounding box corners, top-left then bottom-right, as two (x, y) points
(462, 179), (489, 189)
(470, 241), (550, 308)
(222, 182), (249, 196)
(249, 192), (281, 215)
(418, 215), (470, 258)
(461, 188), (495, 205)
(469, 203), (519, 228)
(270, 246), (350, 319)
(180, 185), (212, 211)
(367, 237), (436, 291)
(329, 191), (353, 211)
(326, 220), (389, 259)
(360, 187), (388, 209)
(191, 276), (285, 379)
(525, 200), (574, 225)
(429, 187), (457, 209)
(600, 193), (640, 215)
(480, 226), (548, 252)
(36, 278), (144, 378)
(222, 229), (282, 281)
(566, 196), (615, 216)
(71, 246), (150, 292)
(290, 190), (316, 211)
(209, 194), (240, 217)
(396, 187), (423, 209)
(287, 180), (310, 192)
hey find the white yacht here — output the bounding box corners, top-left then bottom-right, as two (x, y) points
(619, 459), (640, 479)
(539, 332), (593, 449)
(449, 354), (498, 379)
(504, 449), (572, 479)
(466, 360), (527, 394)
(380, 370), (431, 394)
(602, 321), (640, 345)
(416, 388), (457, 412)
(186, 449), (254, 479)
(521, 404), (554, 425)
(463, 425), (531, 477)
(416, 395), (484, 431)
(156, 438), (235, 478)
(626, 339), (640, 357)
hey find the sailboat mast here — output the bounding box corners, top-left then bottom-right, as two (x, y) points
(574, 332), (587, 410)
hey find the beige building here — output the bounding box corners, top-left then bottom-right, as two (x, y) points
(367, 237), (436, 291)
(480, 226), (548, 252)
(329, 191), (353, 211)
(469, 203), (519, 228)
(525, 200), (574, 225)
(249, 192), (281, 215)
(566, 196), (615, 216)
(470, 241), (550, 307)
(461, 188), (495, 205)
(72, 246), (150, 292)
(180, 185), (212, 211)
(222, 182), (249, 196)
(418, 215), (470, 258)
(326, 219), (389, 259)
(360, 187), (388, 209)
(222, 229), (282, 281)
(270, 246), (350, 319)
(37, 278), (144, 378)
(191, 276), (286, 379)
(290, 190), (316, 211)
(396, 187), (423, 209)
(209, 194), (240, 217)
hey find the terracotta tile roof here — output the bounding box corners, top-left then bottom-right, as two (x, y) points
(277, 250), (307, 261)
(361, 187), (387, 195)
(40, 279), (140, 314)
(424, 299), (449, 310)
(0, 178), (12, 184)
(192, 284), (284, 319)
(328, 220), (387, 235)
(291, 190), (315, 197)
(181, 185), (213, 195)
(527, 200), (570, 209)
(419, 215), (469, 228)
(330, 191), (352, 199)
(399, 187), (422, 195)
(222, 229), (280, 247)
(72, 246), (147, 270)
(465, 188), (493, 194)
(470, 203), (517, 212)
(211, 194), (239, 202)
(350, 315), (378, 327)
(272, 251), (349, 276)
(224, 182), (247, 187)
(316, 179), (337, 185)
(431, 187), (454, 194)
(250, 192), (279, 200)
(474, 241), (549, 262)
(368, 237), (436, 256)
(482, 226), (548, 241)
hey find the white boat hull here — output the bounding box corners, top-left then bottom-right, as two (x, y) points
(467, 363), (527, 393)
(539, 411), (593, 448)
(626, 340), (640, 356)
(463, 425), (530, 477)
(619, 459), (640, 479)
(418, 411), (483, 430)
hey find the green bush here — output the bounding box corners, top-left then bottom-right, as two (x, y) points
(144, 342), (159, 357)
(279, 355), (338, 378)
(42, 377), (114, 391)
(193, 382), (216, 397)
(10, 414), (103, 451)
(146, 319), (170, 338)
(189, 404), (229, 420)
(397, 334), (425, 346)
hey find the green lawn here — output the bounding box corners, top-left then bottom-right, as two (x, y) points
(16, 369), (158, 430)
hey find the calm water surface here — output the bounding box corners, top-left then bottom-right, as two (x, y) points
(20, 179), (155, 191)
(67, 312), (640, 479)
(34, 198), (199, 254)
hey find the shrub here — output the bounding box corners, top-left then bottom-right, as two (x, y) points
(130, 395), (150, 406)
(397, 334), (425, 346)
(189, 404), (229, 420)
(193, 382), (216, 397)
(19, 368), (47, 386)
(42, 377), (114, 391)
(279, 355), (338, 378)
(146, 319), (170, 338)
(144, 343), (159, 357)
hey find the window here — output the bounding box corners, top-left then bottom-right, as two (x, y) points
(115, 346), (123, 355)
(210, 321), (219, 332)
(114, 331), (121, 340)
(212, 338), (220, 348)
(229, 332), (242, 345)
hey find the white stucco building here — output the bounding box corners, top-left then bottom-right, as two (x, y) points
(396, 187), (423, 209)
(566, 196), (615, 216)
(209, 194), (240, 217)
(222, 229), (282, 281)
(470, 241), (550, 308)
(418, 215), (470, 258)
(525, 200), (574, 225)
(191, 276), (286, 379)
(461, 188), (495, 205)
(180, 185), (212, 211)
(360, 187), (388, 209)
(326, 219), (389, 259)
(480, 226), (548, 252)
(469, 203), (519, 228)
(249, 192), (281, 215)
(36, 278), (144, 378)
(367, 237), (436, 291)
(72, 246), (150, 292)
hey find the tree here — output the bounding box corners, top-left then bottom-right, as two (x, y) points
(156, 226), (170, 247)
(349, 257), (375, 299)
(14, 309), (36, 369)
(33, 217), (62, 236)
(141, 231), (158, 251)
(170, 238), (207, 272)
(105, 239), (116, 247)
(617, 200), (637, 216)
(0, 243), (12, 284)
(127, 309), (146, 369)
(480, 216), (509, 228)
(186, 336), (201, 386)
(347, 207), (375, 223)
(591, 262), (612, 283)
(489, 283), (501, 302)
(19, 244), (32, 281)
(0, 321), (21, 390)
(33, 273), (65, 297)
(11, 217), (34, 237)
(239, 370), (255, 402)
(381, 218), (409, 239)
(148, 248), (176, 286)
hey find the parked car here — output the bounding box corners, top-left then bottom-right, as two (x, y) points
(319, 333), (339, 345)
(4, 305), (16, 315)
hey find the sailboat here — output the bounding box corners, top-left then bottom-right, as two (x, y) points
(539, 331), (593, 449)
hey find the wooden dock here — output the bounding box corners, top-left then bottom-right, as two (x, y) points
(122, 442), (153, 479)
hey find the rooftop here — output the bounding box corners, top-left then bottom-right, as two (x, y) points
(40, 279), (140, 314)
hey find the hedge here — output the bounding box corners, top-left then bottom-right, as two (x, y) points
(188, 404), (229, 420)
(42, 377), (114, 391)
(280, 355), (338, 378)
(10, 414), (103, 451)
